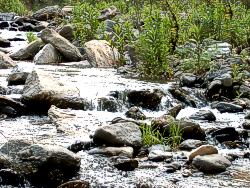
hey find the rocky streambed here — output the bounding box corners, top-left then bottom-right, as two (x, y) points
(0, 8), (250, 188)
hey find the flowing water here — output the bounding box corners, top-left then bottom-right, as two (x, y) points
(0, 29), (250, 188)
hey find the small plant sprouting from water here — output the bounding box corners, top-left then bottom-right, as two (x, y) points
(26, 32), (37, 43)
(165, 118), (183, 150)
(140, 124), (166, 146)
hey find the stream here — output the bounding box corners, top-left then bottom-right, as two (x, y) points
(0, 28), (250, 188)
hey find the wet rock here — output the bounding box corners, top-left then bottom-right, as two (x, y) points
(88, 147), (133, 158)
(148, 150), (172, 162)
(179, 139), (207, 151)
(165, 162), (181, 173)
(57, 180), (90, 188)
(190, 110), (216, 121)
(67, 140), (93, 153)
(10, 39), (44, 60)
(32, 5), (65, 21)
(97, 96), (118, 112)
(166, 104), (182, 118)
(0, 95), (26, 116)
(98, 6), (119, 21)
(205, 80), (222, 100)
(41, 28), (82, 62)
(242, 120), (250, 130)
(192, 154), (231, 174)
(18, 23), (36, 32)
(125, 106), (146, 120)
(7, 67), (29, 86)
(168, 87), (197, 107)
(239, 84), (250, 98)
(84, 40), (120, 67)
(22, 70), (81, 112)
(0, 169), (25, 186)
(0, 47), (9, 54)
(93, 122), (142, 148)
(0, 13), (16, 21)
(0, 21), (9, 29)
(0, 37), (10, 48)
(188, 145), (218, 161)
(113, 157), (138, 171)
(59, 24), (74, 42)
(0, 51), (15, 69)
(104, 19), (116, 32)
(34, 43), (62, 65)
(211, 102), (243, 113)
(16, 144), (80, 187)
(211, 127), (239, 143)
(127, 89), (164, 110)
(180, 73), (197, 87)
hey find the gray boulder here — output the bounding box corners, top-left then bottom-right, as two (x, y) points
(125, 106), (146, 120)
(34, 44), (61, 65)
(98, 6), (119, 21)
(179, 139), (207, 151)
(190, 110), (216, 121)
(22, 69), (80, 112)
(93, 122), (142, 148)
(59, 24), (74, 42)
(84, 40), (120, 67)
(10, 39), (44, 60)
(192, 154), (231, 173)
(0, 37), (10, 48)
(180, 73), (197, 87)
(7, 66), (30, 86)
(0, 51), (15, 69)
(41, 28), (82, 61)
(32, 5), (64, 21)
(188, 145), (218, 161)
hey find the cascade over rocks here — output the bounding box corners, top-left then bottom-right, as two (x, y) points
(93, 122), (142, 148)
(41, 28), (82, 62)
(127, 89), (164, 110)
(84, 40), (120, 67)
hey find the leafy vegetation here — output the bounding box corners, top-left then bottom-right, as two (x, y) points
(0, 0), (27, 15)
(140, 124), (166, 146)
(26, 32), (37, 43)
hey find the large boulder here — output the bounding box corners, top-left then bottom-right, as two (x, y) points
(127, 89), (164, 110)
(192, 154), (231, 174)
(0, 95), (26, 116)
(0, 140), (81, 187)
(84, 40), (120, 67)
(22, 70), (81, 112)
(10, 39), (44, 60)
(58, 24), (74, 42)
(34, 44), (61, 65)
(32, 5), (65, 21)
(188, 145), (218, 161)
(0, 51), (15, 69)
(93, 122), (142, 148)
(41, 28), (82, 62)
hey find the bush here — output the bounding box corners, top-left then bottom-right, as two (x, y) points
(0, 0), (27, 15)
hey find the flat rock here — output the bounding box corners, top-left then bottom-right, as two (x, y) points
(179, 139), (207, 151)
(148, 150), (172, 162)
(88, 147), (133, 158)
(192, 154), (231, 174)
(93, 122), (142, 148)
(188, 145), (218, 161)
(211, 102), (243, 113)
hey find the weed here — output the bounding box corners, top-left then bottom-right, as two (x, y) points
(140, 124), (166, 146)
(26, 32), (37, 43)
(165, 118), (182, 150)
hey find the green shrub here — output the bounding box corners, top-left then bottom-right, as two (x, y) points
(0, 0), (27, 15)
(72, 2), (100, 44)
